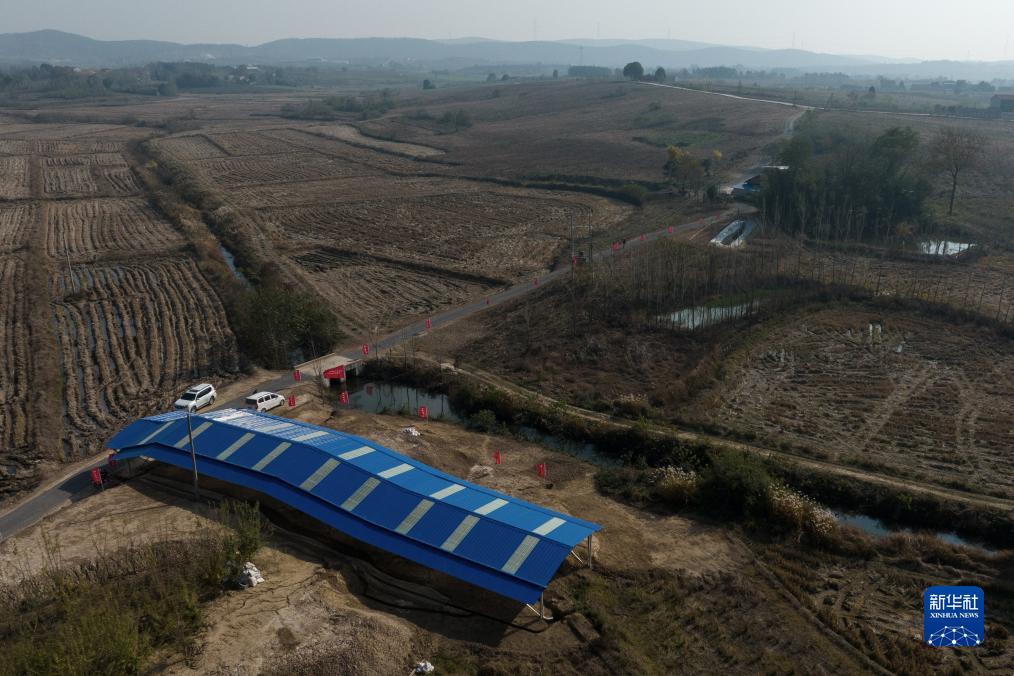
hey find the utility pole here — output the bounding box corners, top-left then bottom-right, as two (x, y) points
(186, 410), (199, 500)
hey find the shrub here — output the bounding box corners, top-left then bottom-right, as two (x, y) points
(651, 466), (698, 507)
(699, 449), (772, 516)
(469, 409), (499, 433)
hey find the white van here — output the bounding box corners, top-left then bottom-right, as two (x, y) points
(245, 391), (285, 412)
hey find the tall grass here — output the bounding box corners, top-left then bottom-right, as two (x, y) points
(0, 501), (269, 676)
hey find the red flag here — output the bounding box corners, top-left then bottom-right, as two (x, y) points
(339, 391), (349, 405)
(425, 318), (431, 330)
(362, 343), (370, 356)
(494, 450), (501, 465)
(667, 225), (673, 234)
(292, 370), (301, 382)
(418, 405), (428, 419)
(288, 394), (296, 407)
(640, 233), (646, 241)
(536, 462), (546, 477)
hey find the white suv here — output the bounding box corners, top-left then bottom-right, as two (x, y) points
(174, 384), (217, 412)
(245, 391), (285, 412)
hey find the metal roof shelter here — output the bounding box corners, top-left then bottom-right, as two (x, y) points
(107, 409), (600, 604)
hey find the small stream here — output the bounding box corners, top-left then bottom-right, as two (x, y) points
(833, 511), (994, 552)
(218, 244), (250, 286)
(336, 379), (997, 550)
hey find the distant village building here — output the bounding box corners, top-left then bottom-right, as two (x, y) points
(990, 94), (1014, 112)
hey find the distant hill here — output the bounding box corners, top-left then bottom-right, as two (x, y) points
(0, 29), (1009, 79)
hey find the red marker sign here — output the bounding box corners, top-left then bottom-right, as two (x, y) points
(292, 370), (301, 382)
(288, 394), (296, 407)
(494, 450), (501, 465)
(362, 344), (370, 356)
(418, 405), (428, 419)
(536, 462), (546, 478)
(667, 225), (674, 234)
(425, 318), (431, 330)
(90, 467), (103, 488)
(339, 391), (349, 405)
(323, 365), (346, 380)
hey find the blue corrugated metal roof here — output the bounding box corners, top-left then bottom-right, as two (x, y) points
(106, 408), (601, 604)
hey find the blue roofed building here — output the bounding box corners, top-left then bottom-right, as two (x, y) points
(106, 409), (601, 605)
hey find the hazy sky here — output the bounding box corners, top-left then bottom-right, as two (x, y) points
(2, 0), (1013, 61)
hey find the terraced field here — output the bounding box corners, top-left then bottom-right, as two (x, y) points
(53, 258), (237, 457)
(45, 198), (184, 260)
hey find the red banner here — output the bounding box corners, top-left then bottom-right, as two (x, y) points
(323, 365), (345, 380)
(90, 468), (103, 486)
(288, 394), (296, 407)
(418, 405), (428, 419)
(536, 462), (546, 478)
(425, 318), (431, 330)
(339, 391), (349, 405)
(640, 233), (646, 241)
(362, 344), (370, 356)
(292, 370), (301, 382)
(494, 450), (501, 465)
(667, 225), (674, 234)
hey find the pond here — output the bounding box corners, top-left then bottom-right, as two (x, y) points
(661, 300), (759, 330)
(833, 511), (994, 552)
(919, 240), (973, 257)
(336, 381), (616, 465)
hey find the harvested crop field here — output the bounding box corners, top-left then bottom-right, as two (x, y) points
(0, 156), (31, 199)
(53, 258), (237, 458)
(701, 303), (1014, 498)
(41, 155), (141, 198)
(0, 256), (30, 459)
(45, 198), (184, 259)
(0, 203), (34, 253)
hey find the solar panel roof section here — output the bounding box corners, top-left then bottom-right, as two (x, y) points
(106, 409), (602, 604)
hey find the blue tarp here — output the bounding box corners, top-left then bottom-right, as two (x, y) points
(107, 409), (601, 604)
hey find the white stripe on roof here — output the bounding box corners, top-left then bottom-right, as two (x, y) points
(502, 535), (540, 574)
(395, 499), (434, 535)
(430, 484), (465, 500)
(474, 498), (508, 515)
(378, 463), (413, 479)
(533, 516), (566, 536)
(173, 421), (212, 449)
(217, 432), (255, 461)
(293, 430), (329, 442)
(138, 421), (172, 445)
(300, 458), (340, 491)
(441, 515), (479, 552)
(257, 422), (293, 433)
(339, 446), (374, 460)
(342, 477), (380, 511)
(252, 442), (290, 471)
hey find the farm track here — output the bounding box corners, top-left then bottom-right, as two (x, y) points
(436, 357), (1014, 514)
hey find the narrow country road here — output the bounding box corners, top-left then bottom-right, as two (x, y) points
(0, 208), (732, 541)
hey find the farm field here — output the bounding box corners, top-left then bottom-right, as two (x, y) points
(0, 115), (239, 497)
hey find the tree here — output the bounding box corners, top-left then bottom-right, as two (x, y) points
(422, 79), (436, 90)
(664, 146), (705, 194)
(929, 127), (984, 215)
(552, 69), (559, 79)
(623, 62), (645, 80)
(486, 73), (497, 82)
(654, 67), (667, 82)
(501, 74), (510, 81)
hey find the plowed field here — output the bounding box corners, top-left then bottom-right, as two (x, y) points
(0, 256), (30, 458)
(45, 198), (185, 260)
(0, 203), (34, 253)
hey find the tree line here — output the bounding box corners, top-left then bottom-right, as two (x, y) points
(759, 113), (985, 242)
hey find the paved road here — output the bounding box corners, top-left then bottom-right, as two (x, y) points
(0, 457), (108, 542)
